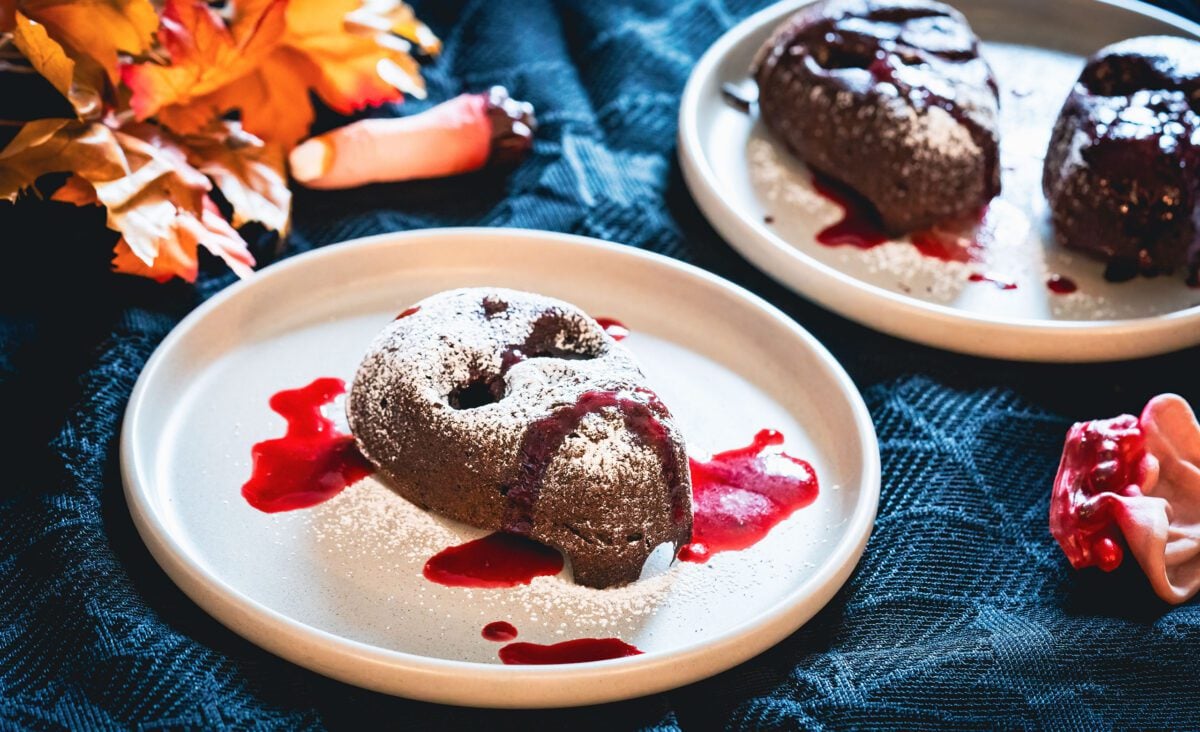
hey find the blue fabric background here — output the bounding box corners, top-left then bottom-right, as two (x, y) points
(2, 0), (1200, 728)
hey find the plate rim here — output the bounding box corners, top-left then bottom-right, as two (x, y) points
(120, 227), (881, 708)
(677, 0), (1200, 363)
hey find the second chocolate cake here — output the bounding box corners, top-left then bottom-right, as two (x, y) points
(753, 0), (1000, 234)
(347, 288), (693, 589)
(1043, 36), (1199, 282)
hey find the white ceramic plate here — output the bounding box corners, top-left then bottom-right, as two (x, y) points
(679, 0), (1200, 362)
(121, 228), (879, 708)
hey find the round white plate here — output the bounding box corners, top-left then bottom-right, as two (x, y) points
(679, 0), (1200, 362)
(121, 228), (879, 708)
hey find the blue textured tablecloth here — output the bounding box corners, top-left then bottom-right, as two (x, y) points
(3, 0), (1200, 728)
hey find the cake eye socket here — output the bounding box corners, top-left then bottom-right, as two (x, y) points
(449, 376), (503, 409)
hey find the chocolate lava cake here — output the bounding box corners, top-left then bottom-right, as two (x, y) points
(1043, 36), (1199, 282)
(347, 288), (692, 589)
(753, 0), (1001, 234)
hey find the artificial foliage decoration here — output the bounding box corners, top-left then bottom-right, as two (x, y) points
(0, 0), (437, 282)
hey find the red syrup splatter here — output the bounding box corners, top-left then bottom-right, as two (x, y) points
(595, 317), (629, 341)
(810, 171), (985, 264)
(241, 378), (372, 513)
(678, 429), (819, 563)
(1047, 275), (1078, 294)
(482, 621), (518, 642)
(395, 305), (420, 320)
(968, 272), (1017, 290)
(498, 638), (643, 665)
(1049, 414), (1146, 572)
(423, 532), (563, 588)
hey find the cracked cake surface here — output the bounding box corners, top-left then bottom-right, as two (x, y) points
(753, 0), (1000, 233)
(347, 288), (692, 589)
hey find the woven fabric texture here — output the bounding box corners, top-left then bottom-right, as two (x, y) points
(2, 0), (1200, 729)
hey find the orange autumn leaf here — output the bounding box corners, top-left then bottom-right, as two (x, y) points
(183, 121), (291, 234)
(110, 196), (254, 282)
(279, 0), (426, 114)
(32, 123), (290, 239)
(2, 119), (256, 282)
(21, 0), (158, 82)
(95, 124), (256, 281)
(11, 12), (71, 99)
(201, 46), (314, 149)
(124, 0), (436, 147)
(51, 172), (99, 205)
(0, 119), (124, 201)
(347, 0), (441, 56)
(2, 0), (432, 284)
(10, 10), (104, 118)
(121, 0), (287, 122)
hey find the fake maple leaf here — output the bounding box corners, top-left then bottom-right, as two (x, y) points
(124, 0), (437, 147)
(8, 10), (104, 118)
(4, 0), (158, 82)
(348, 0), (442, 57)
(56, 170), (258, 284)
(109, 194), (254, 282)
(182, 121), (291, 234)
(121, 0), (287, 127)
(98, 123), (261, 281)
(3, 118), (289, 281)
(0, 119), (123, 199)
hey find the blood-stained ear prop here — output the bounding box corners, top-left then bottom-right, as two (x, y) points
(1051, 394), (1200, 605)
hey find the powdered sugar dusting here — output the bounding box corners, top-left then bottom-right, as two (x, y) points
(310, 477), (679, 636)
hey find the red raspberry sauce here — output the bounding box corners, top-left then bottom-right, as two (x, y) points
(241, 378), (372, 513)
(423, 532), (564, 588)
(482, 621), (519, 642)
(679, 429), (819, 563)
(498, 637), (643, 664)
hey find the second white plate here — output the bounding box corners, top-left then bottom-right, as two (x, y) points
(678, 0), (1200, 362)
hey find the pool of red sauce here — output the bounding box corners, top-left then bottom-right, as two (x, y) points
(482, 621), (519, 642)
(810, 172), (998, 271)
(498, 637), (643, 665)
(679, 429), (819, 563)
(423, 532), (564, 588)
(241, 378), (372, 513)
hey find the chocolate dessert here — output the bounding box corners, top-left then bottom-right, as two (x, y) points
(1042, 36), (1199, 282)
(753, 0), (1000, 234)
(347, 288), (692, 589)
